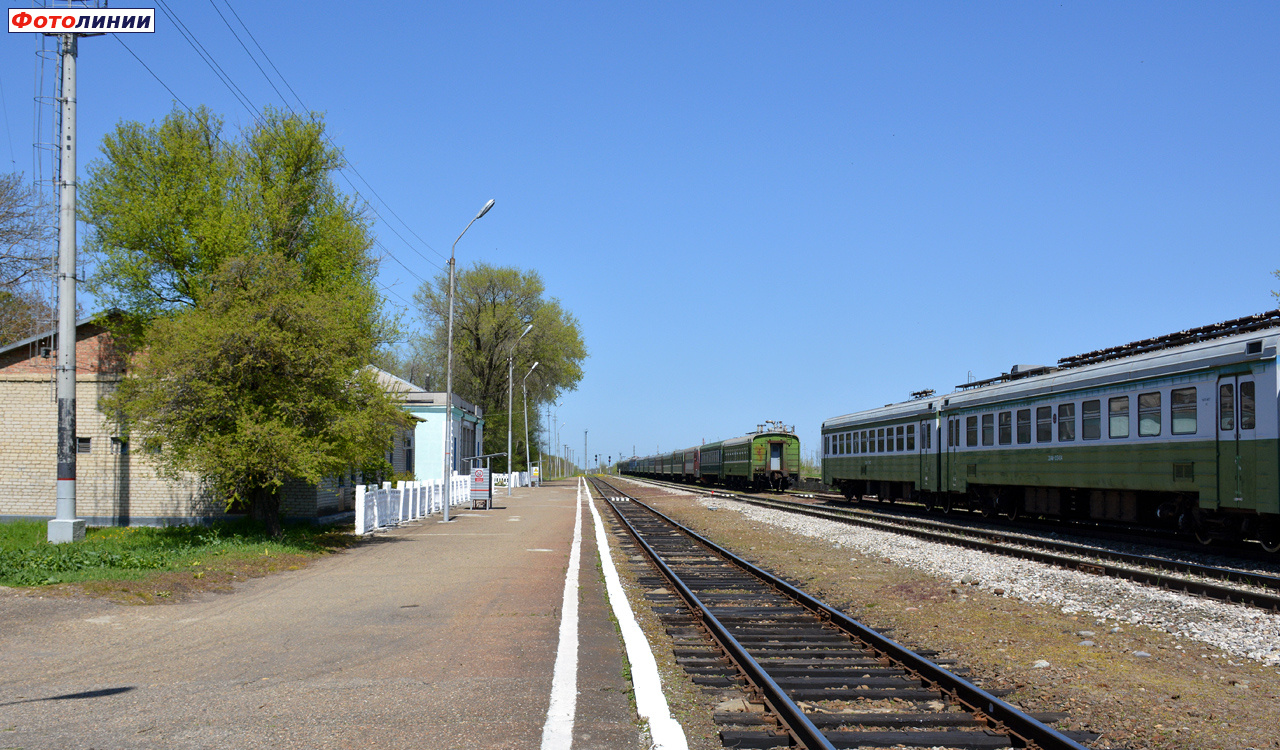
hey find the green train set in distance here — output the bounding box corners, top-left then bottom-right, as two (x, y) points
(622, 421), (801, 491)
(822, 309), (1280, 553)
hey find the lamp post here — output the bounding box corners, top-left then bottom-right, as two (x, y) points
(559, 423), (566, 478)
(522, 361), (539, 487)
(443, 198), (494, 523)
(506, 324), (533, 496)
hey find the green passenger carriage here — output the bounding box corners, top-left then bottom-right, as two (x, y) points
(822, 311), (1280, 552)
(624, 422), (801, 491)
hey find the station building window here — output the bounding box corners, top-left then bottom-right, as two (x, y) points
(1082, 400), (1101, 440)
(981, 414), (994, 446)
(1016, 409), (1031, 444)
(966, 416), (978, 447)
(906, 424), (915, 451)
(1110, 396), (1130, 438)
(1171, 387), (1197, 435)
(1036, 406), (1052, 443)
(1139, 392), (1161, 436)
(896, 425), (905, 451)
(998, 411), (1012, 445)
(1058, 403), (1076, 441)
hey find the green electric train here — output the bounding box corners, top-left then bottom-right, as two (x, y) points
(822, 310), (1280, 552)
(624, 422), (801, 491)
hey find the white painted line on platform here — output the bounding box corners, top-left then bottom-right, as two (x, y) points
(587, 490), (690, 750)
(540, 476), (584, 750)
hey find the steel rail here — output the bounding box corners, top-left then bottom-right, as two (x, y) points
(629, 476), (1280, 611)
(720, 492), (1280, 612)
(594, 476), (1093, 750)
(590, 478), (835, 750)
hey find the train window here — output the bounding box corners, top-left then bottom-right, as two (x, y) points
(1016, 409), (1031, 444)
(1241, 381), (1256, 430)
(966, 416), (978, 447)
(907, 424), (915, 451)
(1220, 383), (1234, 430)
(1058, 403), (1076, 441)
(1139, 392), (1161, 436)
(1036, 407), (1052, 442)
(981, 414), (994, 446)
(998, 411), (1012, 445)
(1110, 396), (1130, 438)
(878, 428), (885, 452)
(861, 430), (868, 453)
(886, 427), (894, 452)
(851, 432), (857, 454)
(896, 425), (905, 451)
(824, 435), (829, 456)
(1171, 388), (1197, 435)
(847, 431), (854, 453)
(1082, 400), (1101, 440)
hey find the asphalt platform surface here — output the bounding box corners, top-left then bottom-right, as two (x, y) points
(0, 480), (645, 749)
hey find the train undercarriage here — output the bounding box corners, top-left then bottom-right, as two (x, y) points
(833, 478), (1280, 553)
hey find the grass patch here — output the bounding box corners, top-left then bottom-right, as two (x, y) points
(0, 518), (353, 589)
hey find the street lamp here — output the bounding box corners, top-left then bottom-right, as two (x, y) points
(506, 323), (533, 496)
(522, 361), (539, 487)
(443, 198), (494, 523)
(559, 423), (566, 478)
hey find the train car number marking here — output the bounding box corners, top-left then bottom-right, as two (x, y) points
(1047, 454), (1064, 462)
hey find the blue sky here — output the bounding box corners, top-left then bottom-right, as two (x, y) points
(4, 2), (1278, 469)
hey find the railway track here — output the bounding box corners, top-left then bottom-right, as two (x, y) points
(629, 476), (1280, 612)
(588, 476), (1107, 750)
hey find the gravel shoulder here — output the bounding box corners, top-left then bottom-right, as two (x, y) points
(615, 478), (1280, 750)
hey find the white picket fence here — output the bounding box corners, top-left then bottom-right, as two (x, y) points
(492, 471), (530, 488)
(354, 475), (471, 535)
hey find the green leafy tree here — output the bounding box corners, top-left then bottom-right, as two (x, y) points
(83, 106), (378, 342)
(84, 106), (399, 531)
(409, 262), (587, 470)
(105, 253), (405, 536)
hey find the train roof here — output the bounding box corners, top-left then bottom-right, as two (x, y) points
(633, 429), (800, 462)
(824, 311), (1280, 429)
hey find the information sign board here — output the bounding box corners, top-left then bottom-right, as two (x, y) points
(470, 467), (491, 509)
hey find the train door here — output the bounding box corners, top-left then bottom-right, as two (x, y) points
(918, 419), (932, 491)
(945, 416), (959, 491)
(1218, 375), (1257, 506)
(769, 443), (783, 472)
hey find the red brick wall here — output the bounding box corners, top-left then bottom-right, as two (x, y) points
(0, 323), (125, 375)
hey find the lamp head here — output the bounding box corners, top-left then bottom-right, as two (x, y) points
(520, 323), (533, 339)
(475, 199), (495, 220)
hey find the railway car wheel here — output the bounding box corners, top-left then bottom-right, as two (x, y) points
(1259, 527), (1280, 554)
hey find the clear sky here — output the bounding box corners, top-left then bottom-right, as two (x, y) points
(4, 2), (1278, 469)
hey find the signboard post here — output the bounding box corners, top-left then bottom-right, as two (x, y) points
(470, 467), (491, 510)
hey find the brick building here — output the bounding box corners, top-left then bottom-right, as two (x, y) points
(0, 316), (463, 526)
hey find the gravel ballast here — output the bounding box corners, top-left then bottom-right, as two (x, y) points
(709, 498), (1280, 667)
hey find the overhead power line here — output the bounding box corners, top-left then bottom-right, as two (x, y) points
(113, 2), (447, 306)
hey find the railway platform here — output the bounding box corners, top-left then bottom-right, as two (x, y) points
(0, 480), (665, 749)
